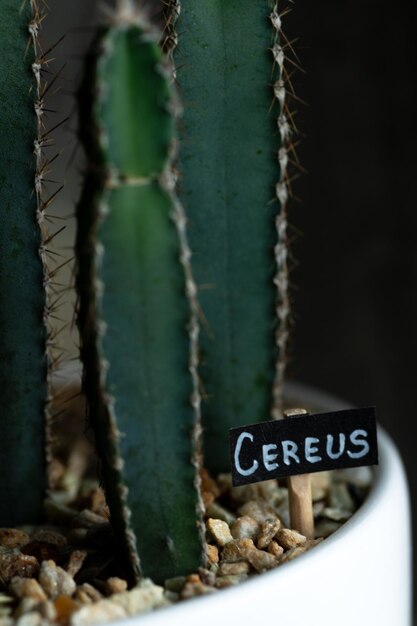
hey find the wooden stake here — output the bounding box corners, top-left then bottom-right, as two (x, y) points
(284, 408), (315, 539)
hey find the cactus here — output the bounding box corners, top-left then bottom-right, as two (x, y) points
(75, 6), (205, 584)
(168, 1), (290, 474)
(0, 0), (290, 586)
(0, 1), (53, 525)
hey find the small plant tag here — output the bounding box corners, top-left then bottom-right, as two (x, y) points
(229, 407), (379, 487)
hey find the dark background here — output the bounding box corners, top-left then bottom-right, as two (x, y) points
(284, 0), (416, 607)
(45, 0), (416, 610)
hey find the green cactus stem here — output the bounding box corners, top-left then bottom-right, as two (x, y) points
(76, 9), (204, 584)
(170, 1), (290, 474)
(0, 1), (51, 525)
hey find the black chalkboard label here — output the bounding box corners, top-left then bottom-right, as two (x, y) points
(229, 407), (378, 487)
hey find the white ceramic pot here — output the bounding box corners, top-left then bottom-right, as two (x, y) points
(109, 383), (413, 626)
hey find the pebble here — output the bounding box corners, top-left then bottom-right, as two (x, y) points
(230, 480), (280, 504)
(256, 518), (281, 549)
(206, 519), (233, 546)
(267, 541), (284, 558)
(0, 530), (30, 550)
(205, 544), (219, 565)
(218, 561), (250, 576)
(72, 510), (108, 530)
(198, 568), (217, 587)
(31, 531), (67, 548)
(70, 601), (125, 626)
(321, 507), (352, 523)
(245, 546), (278, 572)
(74, 585), (102, 604)
(333, 466), (372, 488)
(54, 595), (79, 623)
(280, 539), (322, 564)
(9, 578), (47, 603)
(39, 560), (76, 599)
(71, 580), (167, 626)
(329, 483), (355, 513)
(66, 551), (88, 578)
(15, 612), (42, 626)
(237, 501), (278, 524)
(14, 599), (38, 619)
(0, 551), (39, 584)
(276, 528), (307, 550)
(230, 516), (259, 541)
(206, 503), (236, 526)
(181, 582), (215, 599)
(215, 574), (248, 588)
(311, 472), (330, 501)
(315, 519), (342, 538)
(106, 578), (127, 595)
(220, 539), (246, 563)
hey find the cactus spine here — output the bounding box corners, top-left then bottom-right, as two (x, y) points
(0, 1), (56, 525)
(169, 1), (290, 473)
(76, 7), (204, 584)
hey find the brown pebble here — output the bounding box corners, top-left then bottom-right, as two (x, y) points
(54, 595), (80, 624)
(22, 541), (65, 565)
(181, 582), (214, 599)
(279, 538), (322, 564)
(0, 551), (39, 584)
(245, 546), (278, 572)
(276, 528), (307, 550)
(206, 544), (219, 565)
(256, 518), (281, 549)
(267, 541), (284, 558)
(9, 578), (47, 602)
(230, 480), (279, 504)
(220, 540), (242, 563)
(185, 574), (201, 585)
(237, 501), (278, 524)
(106, 578), (127, 595)
(218, 561), (250, 576)
(200, 469), (221, 501)
(198, 568), (216, 587)
(230, 516), (259, 541)
(75, 584), (102, 604)
(31, 530), (67, 548)
(66, 551), (88, 578)
(72, 510), (109, 530)
(206, 519), (232, 546)
(0, 530), (30, 550)
(215, 574), (248, 588)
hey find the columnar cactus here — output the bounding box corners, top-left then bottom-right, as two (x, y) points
(0, 1), (56, 525)
(168, 1), (290, 473)
(0, 0), (290, 585)
(75, 5), (205, 584)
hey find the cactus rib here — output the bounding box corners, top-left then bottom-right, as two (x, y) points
(76, 11), (204, 584)
(169, 1), (290, 473)
(0, 0), (52, 525)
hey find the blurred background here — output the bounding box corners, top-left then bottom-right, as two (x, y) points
(43, 0), (415, 610)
